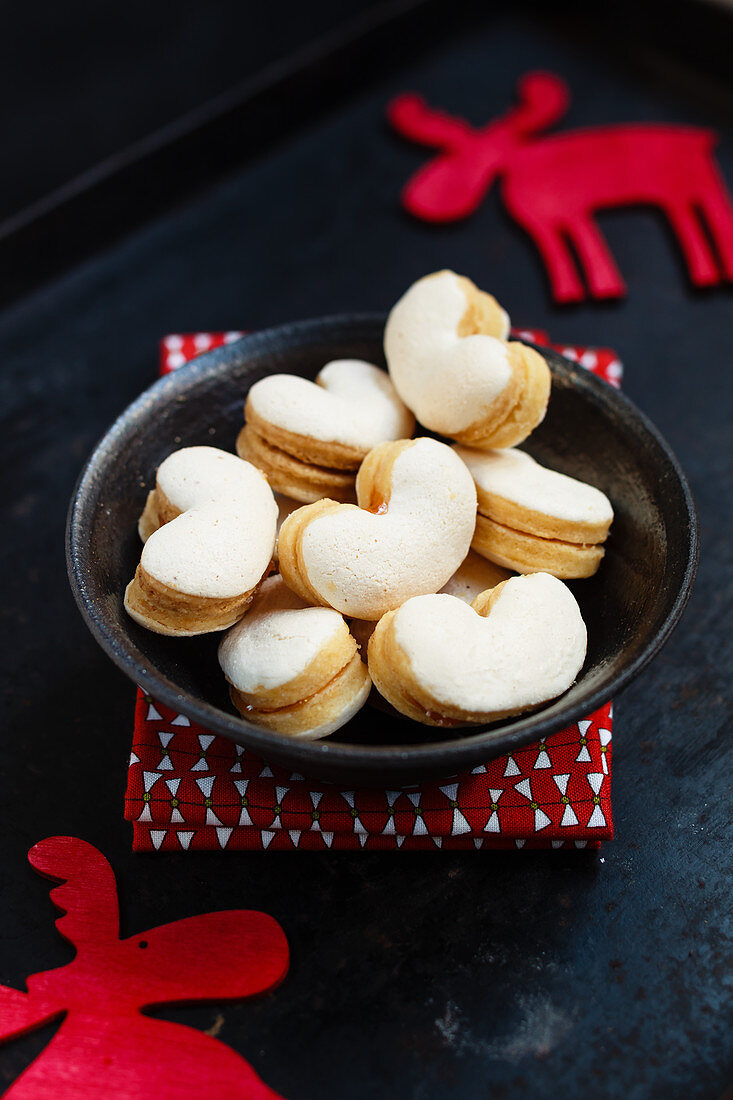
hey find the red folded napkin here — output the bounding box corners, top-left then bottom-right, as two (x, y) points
(124, 329), (621, 851)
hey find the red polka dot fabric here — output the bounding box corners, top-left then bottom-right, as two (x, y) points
(124, 330), (620, 851)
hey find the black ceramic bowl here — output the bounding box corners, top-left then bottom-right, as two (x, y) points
(67, 316), (697, 785)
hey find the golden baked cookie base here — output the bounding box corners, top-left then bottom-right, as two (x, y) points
(454, 275), (509, 340)
(229, 650), (370, 739)
(237, 424), (356, 503)
(475, 488), (612, 546)
(452, 342), (551, 450)
(472, 513), (604, 579)
(124, 565), (258, 636)
(245, 400), (367, 470)
(138, 486), (181, 542)
(277, 498), (344, 607)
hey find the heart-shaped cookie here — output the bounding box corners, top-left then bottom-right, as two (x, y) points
(278, 437), (477, 620)
(125, 446), (277, 636)
(454, 445), (613, 578)
(368, 572), (587, 726)
(238, 359), (415, 502)
(218, 575), (370, 739)
(384, 270), (551, 448)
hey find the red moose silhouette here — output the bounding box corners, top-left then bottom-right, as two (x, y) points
(389, 72), (733, 302)
(0, 837), (289, 1099)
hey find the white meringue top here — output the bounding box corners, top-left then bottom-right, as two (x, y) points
(141, 447), (277, 598)
(218, 575), (346, 692)
(453, 445), (613, 526)
(246, 359), (414, 449)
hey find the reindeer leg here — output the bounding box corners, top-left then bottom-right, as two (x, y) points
(515, 215), (585, 303)
(697, 180), (733, 281)
(663, 201), (719, 287)
(566, 217), (625, 300)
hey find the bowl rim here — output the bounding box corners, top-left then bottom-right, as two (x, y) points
(66, 313), (699, 779)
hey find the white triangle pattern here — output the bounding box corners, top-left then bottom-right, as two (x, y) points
(561, 803), (579, 827)
(534, 748), (551, 769)
(515, 778), (532, 800)
(587, 805), (607, 828)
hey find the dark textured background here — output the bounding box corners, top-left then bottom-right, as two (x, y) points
(0, 2), (731, 1097)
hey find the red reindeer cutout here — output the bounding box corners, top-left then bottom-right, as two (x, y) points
(388, 72), (733, 302)
(0, 837), (289, 1099)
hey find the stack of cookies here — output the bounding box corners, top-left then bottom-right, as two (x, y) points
(124, 270), (613, 739)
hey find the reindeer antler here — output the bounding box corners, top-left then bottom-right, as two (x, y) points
(388, 93), (474, 148)
(509, 71), (569, 136)
(28, 837), (119, 948)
